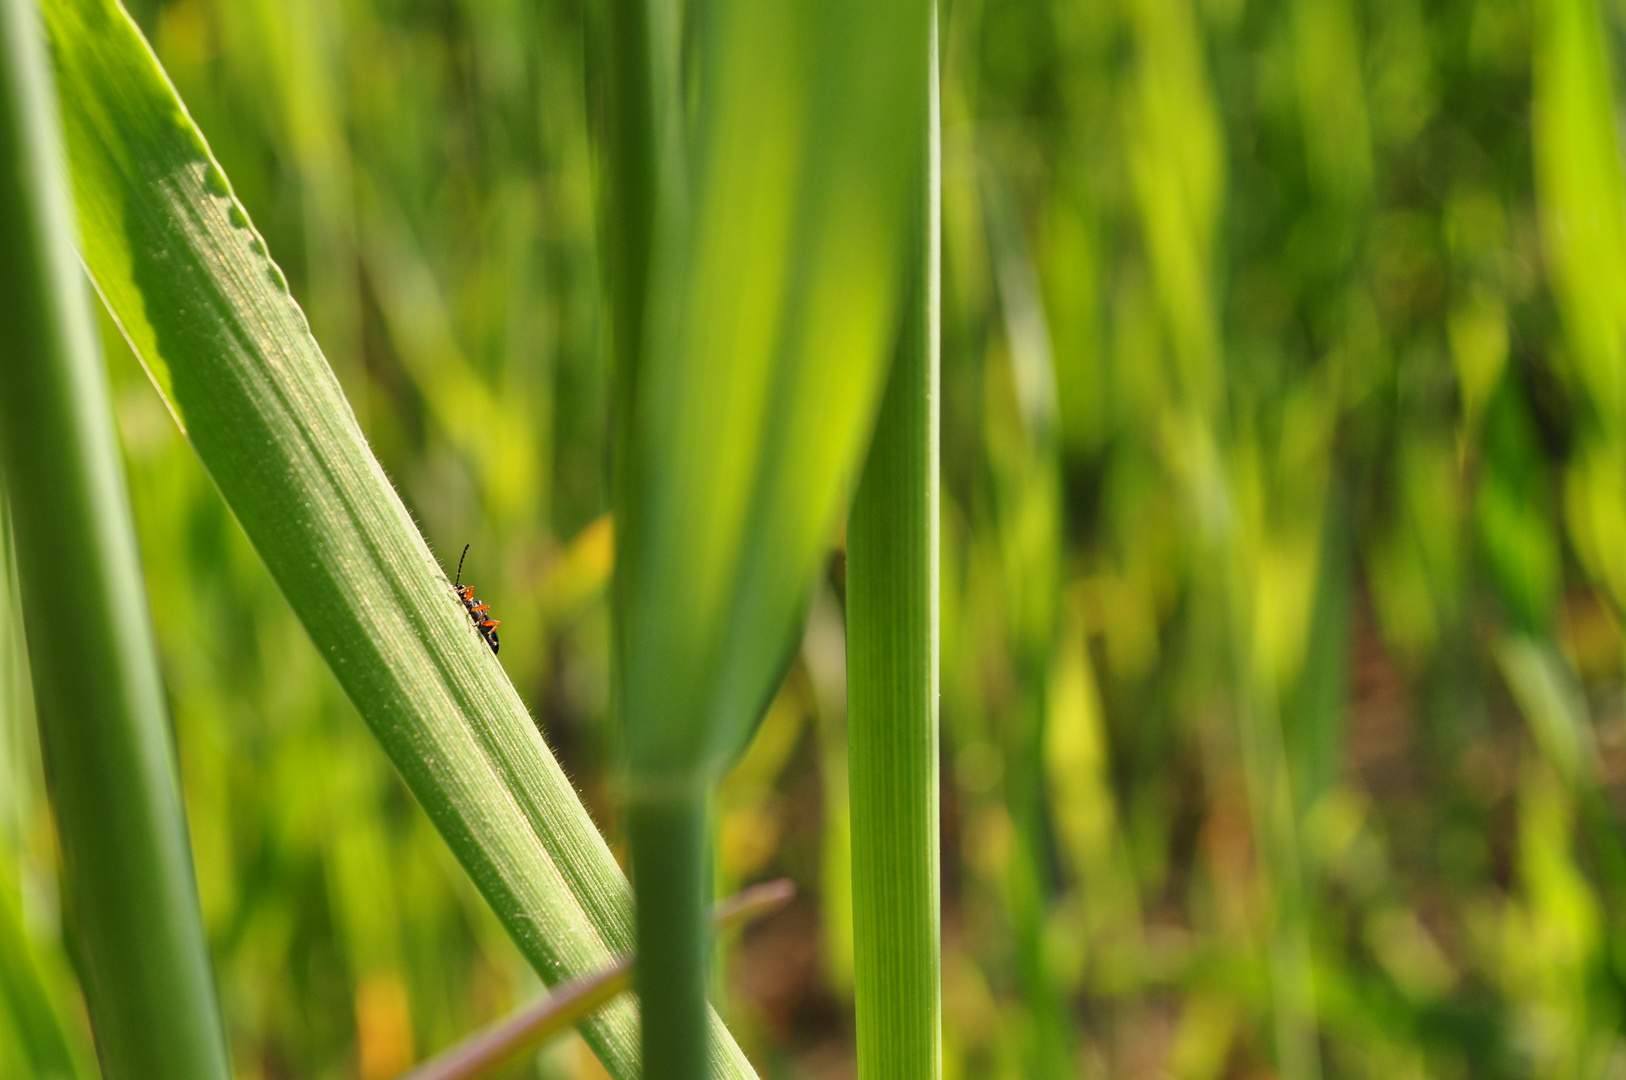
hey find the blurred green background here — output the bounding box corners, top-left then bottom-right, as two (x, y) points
(6, 0), (1626, 1075)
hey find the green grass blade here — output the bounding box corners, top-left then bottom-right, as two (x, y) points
(607, 0), (931, 1072)
(1533, 0), (1626, 425)
(37, 1), (754, 1075)
(0, 1), (230, 1076)
(1535, 0), (1626, 648)
(0, 496), (87, 1080)
(0, 876), (88, 1080)
(846, 13), (941, 1080)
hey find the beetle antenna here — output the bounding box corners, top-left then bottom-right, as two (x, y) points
(455, 544), (470, 586)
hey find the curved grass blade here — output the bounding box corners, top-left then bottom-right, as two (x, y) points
(39, 0), (754, 1075)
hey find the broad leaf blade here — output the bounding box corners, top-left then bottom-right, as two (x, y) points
(41, 1), (754, 1075)
(620, 0), (932, 783)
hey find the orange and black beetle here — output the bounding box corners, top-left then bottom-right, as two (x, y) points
(454, 544), (501, 654)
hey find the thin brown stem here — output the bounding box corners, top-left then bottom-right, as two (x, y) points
(396, 879), (796, 1080)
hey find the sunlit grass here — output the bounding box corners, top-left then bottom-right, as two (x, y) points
(7, 0), (1626, 1074)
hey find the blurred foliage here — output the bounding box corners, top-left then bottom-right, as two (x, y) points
(7, 0), (1626, 1075)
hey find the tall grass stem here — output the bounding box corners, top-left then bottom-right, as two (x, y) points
(628, 790), (711, 1080)
(0, 1), (230, 1075)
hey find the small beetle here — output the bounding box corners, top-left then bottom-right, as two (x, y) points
(453, 544), (501, 654)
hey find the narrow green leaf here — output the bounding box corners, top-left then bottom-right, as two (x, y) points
(1534, 0), (1626, 634)
(38, 1), (755, 1076)
(0, 0), (229, 1075)
(846, 15), (942, 1080)
(0, 875), (89, 1080)
(0, 492), (87, 1080)
(1533, 0), (1626, 426)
